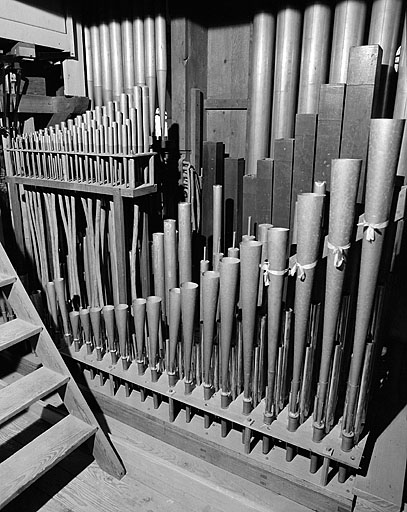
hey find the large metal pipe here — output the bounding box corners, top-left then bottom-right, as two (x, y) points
(329, 0), (368, 83)
(133, 3), (146, 85)
(144, 0), (157, 135)
(368, 0), (404, 117)
(109, 3), (124, 101)
(270, 1), (303, 157)
(298, 1), (332, 113)
(245, 4), (275, 175)
(122, 2), (135, 94)
(89, 17), (103, 107)
(155, 0), (167, 139)
(100, 0), (113, 103)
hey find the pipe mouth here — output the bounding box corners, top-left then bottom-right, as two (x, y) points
(164, 218), (176, 227)
(69, 310), (80, 318)
(133, 298), (147, 307)
(115, 303), (129, 311)
(152, 232), (164, 240)
(102, 305), (115, 313)
(181, 281), (198, 291)
(90, 306), (102, 314)
(146, 295), (162, 304)
(170, 287), (181, 296)
(241, 240), (262, 248)
(269, 227), (289, 233)
(221, 256), (240, 265)
(79, 307), (90, 316)
(298, 192), (325, 198)
(178, 201), (191, 208)
(203, 270), (220, 279)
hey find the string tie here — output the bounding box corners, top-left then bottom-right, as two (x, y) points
(327, 241), (351, 268)
(358, 214), (389, 242)
(289, 259), (318, 281)
(261, 260), (289, 286)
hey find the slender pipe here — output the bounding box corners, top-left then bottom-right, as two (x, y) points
(181, 282), (198, 394)
(264, 227), (289, 423)
(168, 287), (181, 386)
(103, 305), (117, 364)
(122, 1), (135, 94)
(115, 303), (129, 370)
(100, 0), (113, 103)
(144, 0), (157, 134)
(219, 257), (240, 408)
(212, 185), (223, 261)
(132, 298), (146, 373)
(164, 219), (177, 319)
(298, 1), (332, 114)
(146, 296), (162, 382)
(240, 240), (263, 414)
(313, 159), (361, 442)
(155, 0), (167, 139)
(133, 2), (146, 85)
(288, 193), (324, 431)
(202, 271), (220, 400)
(329, 0), (367, 83)
(342, 119), (404, 450)
(178, 202), (192, 284)
(109, 3), (124, 101)
(152, 232), (166, 318)
(245, 4), (275, 175)
(270, 2), (302, 157)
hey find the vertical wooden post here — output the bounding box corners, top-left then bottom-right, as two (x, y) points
(190, 88), (204, 172)
(314, 84), (345, 190)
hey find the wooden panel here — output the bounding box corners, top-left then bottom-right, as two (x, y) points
(169, 11), (208, 156)
(0, 318), (42, 352)
(242, 174), (257, 235)
(291, 114), (317, 231)
(272, 139), (295, 228)
(0, 414), (96, 509)
(314, 84), (345, 190)
(201, 142), (225, 253)
(340, 45), (382, 202)
(0, 367), (69, 426)
(224, 158), (244, 250)
(0, 0), (73, 52)
(256, 158), (273, 225)
(206, 22), (250, 159)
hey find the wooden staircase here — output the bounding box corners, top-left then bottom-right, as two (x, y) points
(0, 243), (125, 509)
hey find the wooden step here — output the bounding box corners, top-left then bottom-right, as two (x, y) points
(0, 414), (97, 509)
(0, 367), (70, 426)
(0, 274), (16, 288)
(0, 318), (42, 352)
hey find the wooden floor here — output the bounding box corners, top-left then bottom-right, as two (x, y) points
(0, 385), (312, 512)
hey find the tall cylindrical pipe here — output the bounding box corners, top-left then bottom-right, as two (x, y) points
(212, 185), (223, 260)
(181, 282), (198, 394)
(90, 306), (102, 360)
(178, 202), (192, 284)
(100, 0), (113, 104)
(115, 303), (129, 370)
(89, 16), (103, 107)
(168, 287), (181, 386)
(132, 297), (146, 373)
(288, 193), (325, 431)
(164, 219), (177, 319)
(245, 5), (275, 175)
(155, 0), (167, 139)
(219, 257), (240, 408)
(122, 2), (135, 94)
(103, 304), (117, 364)
(342, 119), (404, 451)
(133, 3), (146, 85)
(270, 2), (303, 157)
(202, 271), (220, 400)
(152, 232), (166, 318)
(240, 240), (263, 414)
(264, 227), (289, 423)
(368, 0), (404, 117)
(297, 1), (332, 113)
(109, 4), (124, 101)
(394, 19), (407, 118)
(329, 0), (368, 83)
(313, 159), (361, 442)
(144, 0), (157, 134)
(146, 296), (161, 382)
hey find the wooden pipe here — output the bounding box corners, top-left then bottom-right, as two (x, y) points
(219, 257), (240, 408)
(342, 119), (404, 451)
(239, 240), (263, 414)
(146, 296), (162, 382)
(178, 202), (192, 284)
(202, 271), (220, 400)
(313, 159), (361, 442)
(115, 303), (129, 370)
(168, 287), (181, 386)
(288, 193), (324, 431)
(245, 4), (275, 175)
(181, 282), (198, 394)
(132, 297), (146, 374)
(264, 227), (289, 423)
(103, 304), (117, 364)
